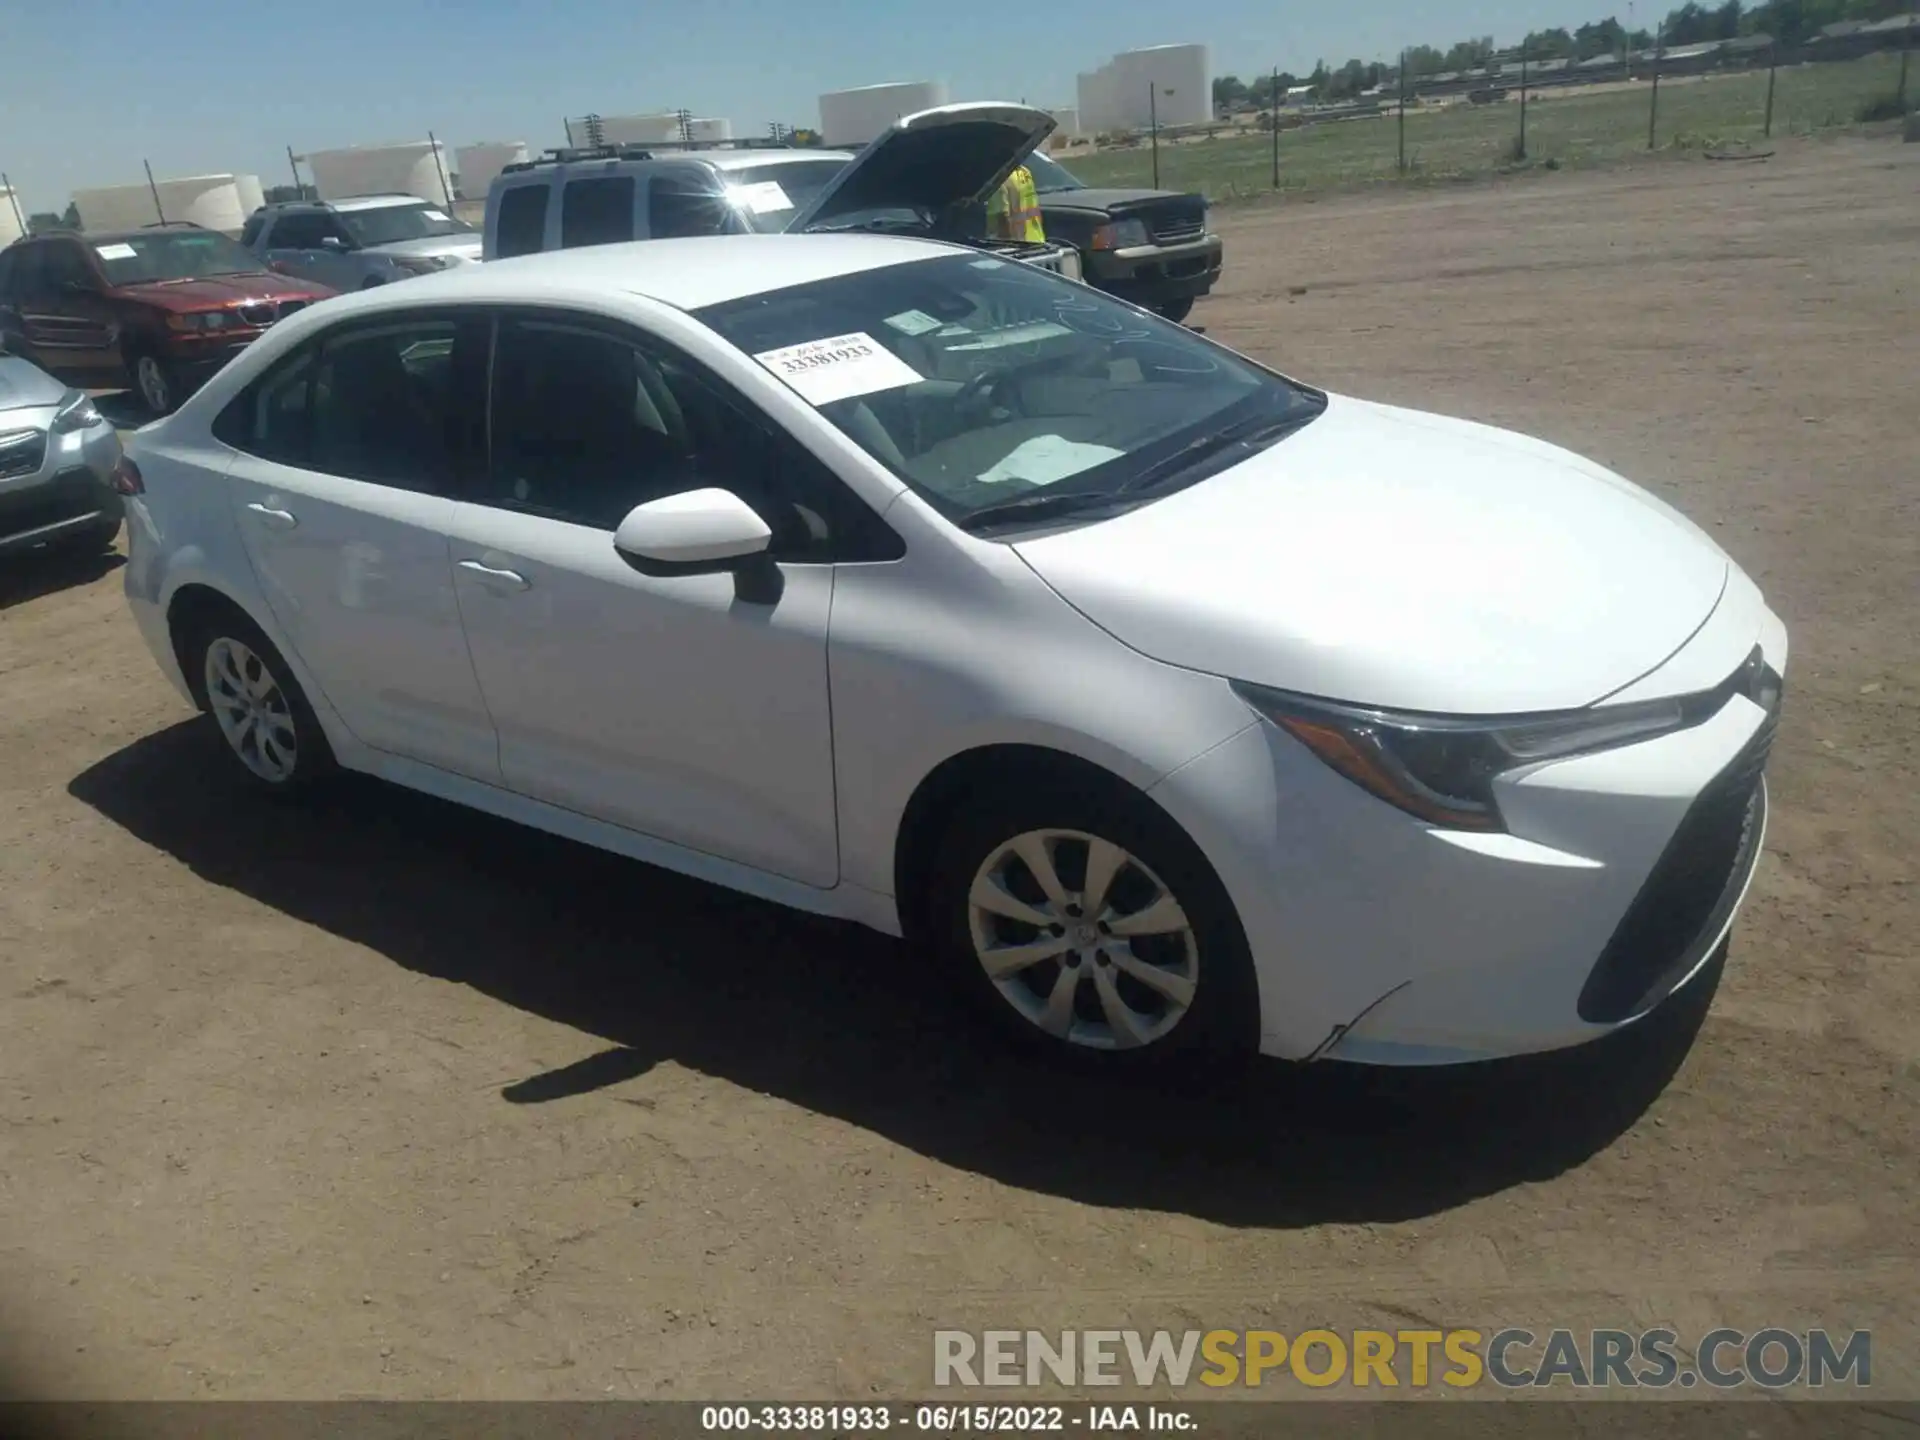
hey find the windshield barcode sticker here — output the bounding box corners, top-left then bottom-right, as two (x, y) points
(752, 332), (922, 406)
(93, 243), (138, 260)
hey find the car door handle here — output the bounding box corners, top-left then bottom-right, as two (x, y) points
(457, 559), (530, 591)
(245, 503), (298, 530)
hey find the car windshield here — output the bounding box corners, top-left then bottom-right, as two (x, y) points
(337, 202), (472, 247)
(91, 230), (267, 284)
(694, 253), (1324, 530)
(1024, 152), (1085, 193)
(720, 160), (855, 233)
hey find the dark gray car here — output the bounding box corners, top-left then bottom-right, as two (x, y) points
(0, 353), (124, 557)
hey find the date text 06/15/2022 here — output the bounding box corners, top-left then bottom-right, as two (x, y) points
(700, 1403), (1196, 1432)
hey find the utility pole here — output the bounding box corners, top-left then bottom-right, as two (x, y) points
(1649, 23), (1664, 148)
(1900, 0), (1914, 105)
(1272, 66), (1282, 187)
(286, 146), (303, 194)
(1519, 46), (1530, 158)
(1764, 39), (1778, 137)
(1398, 51), (1409, 171)
(143, 159), (167, 225)
(1148, 83), (1160, 188)
(427, 130), (453, 207)
(1, 174), (27, 235)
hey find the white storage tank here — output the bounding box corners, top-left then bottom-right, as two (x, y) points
(456, 141), (530, 199)
(687, 117), (733, 143)
(567, 113), (684, 147)
(1077, 44), (1211, 132)
(152, 174), (252, 233)
(303, 142), (455, 205)
(1047, 106), (1082, 139)
(72, 184), (165, 232)
(0, 189), (25, 247)
(818, 81), (949, 147)
(234, 174), (266, 218)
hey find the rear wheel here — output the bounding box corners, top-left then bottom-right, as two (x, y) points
(925, 776), (1258, 1068)
(1155, 297), (1195, 324)
(185, 610), (334, 794)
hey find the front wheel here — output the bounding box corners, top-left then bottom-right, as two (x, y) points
(926, 779), (1259, 1068)
(132, 353), (178, 415)
(1155, 297), (1196, 324)
(187, 612), (334, 794)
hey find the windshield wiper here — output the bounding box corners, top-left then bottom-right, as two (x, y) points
(1115, 411), (1315, 498)
(956, 488), (1126, 533)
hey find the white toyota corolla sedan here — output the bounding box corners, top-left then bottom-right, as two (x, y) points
(118, 233), (1786, 1069)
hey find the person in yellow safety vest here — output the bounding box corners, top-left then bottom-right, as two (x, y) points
(985, 165), (1046, 243)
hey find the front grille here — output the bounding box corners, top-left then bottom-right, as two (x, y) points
(238, 302), (279, 327)
(278, 299), (309, 318)
(0, 429), (47, 481)
(1575, 705), (1777, 1024)
(1153, 217), (1205, 243)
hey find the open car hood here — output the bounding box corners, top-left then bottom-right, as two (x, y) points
(785, 102), (1057, 233)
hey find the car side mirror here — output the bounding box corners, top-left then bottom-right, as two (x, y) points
(318, 236), (346, 250)
(613, 488), (782, 602)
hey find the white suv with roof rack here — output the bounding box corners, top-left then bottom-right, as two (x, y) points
(482, 103), (1083, 282)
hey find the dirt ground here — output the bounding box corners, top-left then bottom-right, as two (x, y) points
(2, 136), (1915, 1403)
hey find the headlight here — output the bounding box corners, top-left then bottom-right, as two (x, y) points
(391, 255), (448, 275)
(1233, 682), (1696, 831)
(166, 311), (230, 332)
(50, 390), (103, 433)
(1091, 218), (1151, 250)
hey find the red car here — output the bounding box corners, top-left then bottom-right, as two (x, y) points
(0, 223), (335, 415)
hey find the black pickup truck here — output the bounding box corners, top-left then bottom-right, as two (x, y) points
(1023, 151), (1224, 323)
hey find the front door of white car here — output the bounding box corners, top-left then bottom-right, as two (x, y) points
(220, 314), (502, 781)
(442, 314), (847, 888)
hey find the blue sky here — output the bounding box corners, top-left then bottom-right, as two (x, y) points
(6, 0), (1637, 213)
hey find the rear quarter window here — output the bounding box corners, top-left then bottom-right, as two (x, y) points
(494, 185), (551, 258)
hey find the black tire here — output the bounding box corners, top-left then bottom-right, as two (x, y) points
(129, 350), (179, 416)
(1156, 297), (1196, 324)
(923, 772), (1260, 1070)
(183, 606), (335, 796)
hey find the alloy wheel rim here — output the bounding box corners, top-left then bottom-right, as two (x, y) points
(137, 356), (169, 413)
(204, 637), (298, 783)
(967, 828), (1199, 1051)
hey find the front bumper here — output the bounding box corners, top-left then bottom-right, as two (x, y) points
(1083, 234), (1224, 304)
(1148, 620), (1787, 1065)
(0, 418), (122, 555)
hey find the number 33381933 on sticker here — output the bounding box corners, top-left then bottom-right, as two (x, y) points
(752, 331), (922, 406)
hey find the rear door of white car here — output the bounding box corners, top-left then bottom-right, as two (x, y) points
(442, 311), (893, 888)
(218, 310), (501, 781)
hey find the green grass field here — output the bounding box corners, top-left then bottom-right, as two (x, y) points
(1062, 52), (1912, 201)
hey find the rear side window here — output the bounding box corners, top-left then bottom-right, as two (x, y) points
(560, 176), (635, 248)
(493, 185), (549, 257)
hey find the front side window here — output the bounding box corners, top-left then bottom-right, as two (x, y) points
(693, 254), (1324, 530)
(337, 202), (470, 247)
(482, 317), (876, 559)
(560, 177), (636, 248)
(40, 243), (94, 292)
(1023, 153), (1085, 194)
(267, 212), (345, 250)
(90, 230), (267, 284)
(713, 160), (850, 234)
(647, 173), (728, 240)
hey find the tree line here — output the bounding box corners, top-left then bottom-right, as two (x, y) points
(1211, 0), (1913, 107)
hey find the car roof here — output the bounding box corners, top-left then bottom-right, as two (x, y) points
(328, 193), (438, 211)
(701, 150), (855, 171)
(334, 232), (955, 312)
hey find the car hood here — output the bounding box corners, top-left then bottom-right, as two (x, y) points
(1037, 187), (1192, 212)
(113, 271), (331, 309)
(369, 233), (483, 262)
(0, 355), (68, 411)
(787, 102), (1056, 232)
(1012, 395), (1733, 715)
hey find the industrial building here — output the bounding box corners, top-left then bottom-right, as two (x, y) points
(562, 115), (734, 148)
(302, 142), (455, 206)
(817, 81), (949, 147)
(71, 173), (264, 235)
(455, 142), (530, 200)
(1075, 44), (1210, 134)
